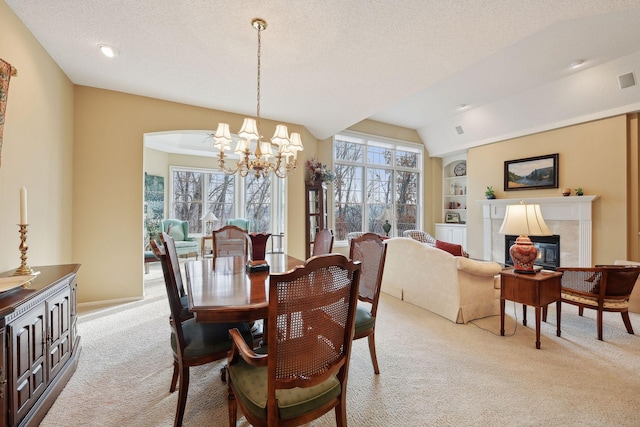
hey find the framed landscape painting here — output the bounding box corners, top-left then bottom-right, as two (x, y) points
(504, 153), (558, 191)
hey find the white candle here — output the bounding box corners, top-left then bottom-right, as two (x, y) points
(20, 187), (27, 224)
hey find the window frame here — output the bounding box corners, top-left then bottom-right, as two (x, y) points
(332, 131), (423, 245)
(169, 166), (286, 246)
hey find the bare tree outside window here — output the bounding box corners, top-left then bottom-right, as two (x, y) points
(246, 174), (271, 232)
(172, 170), (203, 233)
(207, 173), (235, 228)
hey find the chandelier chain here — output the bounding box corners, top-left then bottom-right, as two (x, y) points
(256, 24), (261, 139)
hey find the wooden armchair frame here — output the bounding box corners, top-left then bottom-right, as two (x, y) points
(225, 254), (361, 427)
(349, 232), (388, 374)
(544, 266), (640, 340)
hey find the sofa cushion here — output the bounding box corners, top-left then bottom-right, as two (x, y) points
(435, 240), (464, 256)
(168, 224), (185, 241)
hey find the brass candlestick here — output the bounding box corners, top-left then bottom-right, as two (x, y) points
(13, 224), (34, 276)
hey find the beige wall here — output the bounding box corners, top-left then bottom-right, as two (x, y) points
(0, 2), (74, 274)
(73, 86), (316, 303)
(466, 115), (629, 265)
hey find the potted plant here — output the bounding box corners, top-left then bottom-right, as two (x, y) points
(575, 187), (584, 196)
(485, 186), (496, 199)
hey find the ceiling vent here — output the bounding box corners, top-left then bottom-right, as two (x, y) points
(455, 125), (464, 135)
(617, 72), (636, 90)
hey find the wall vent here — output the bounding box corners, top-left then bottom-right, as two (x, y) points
(617, 72), (636, 90)
(455, 125), (464, 135)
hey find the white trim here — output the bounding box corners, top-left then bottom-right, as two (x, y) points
(479, 195), (599, 267)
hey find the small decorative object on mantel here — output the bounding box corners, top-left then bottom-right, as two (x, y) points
(485, 186), (496, 199)
(562, 187), (571, 196)
(575, 187), (584, 196)
(306, 156), (335, 184)
(0, 58), (18, 168)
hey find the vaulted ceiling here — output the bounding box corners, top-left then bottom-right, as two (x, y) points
(7, 0), (640, 157)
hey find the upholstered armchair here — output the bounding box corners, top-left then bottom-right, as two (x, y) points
(161, 219), (199, 259)
(402, 229), (436, 246)
(226, 218), (251, 231)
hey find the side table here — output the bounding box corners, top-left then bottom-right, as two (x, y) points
(500, 268), (563, 349)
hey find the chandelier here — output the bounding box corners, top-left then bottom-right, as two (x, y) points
(213, 18), (303, 179)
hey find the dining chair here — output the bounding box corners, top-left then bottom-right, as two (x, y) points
(157, 232), (254, 427)
(544, 265), (640, 340)
(225, 254), (361, 427)
(349, 232), (388, 374)
(212, 225), (249, 258)
(311, 228), (334, 256)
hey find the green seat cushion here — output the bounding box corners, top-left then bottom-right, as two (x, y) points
(171, 320), (252, 359)
(354, 304), (375, 335)
(228, 360), (341, 421)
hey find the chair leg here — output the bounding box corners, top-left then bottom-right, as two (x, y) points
(578, 306), (584, 317)
(145, 263), (150, 274)
(228, 374), (237, 427)
(334, 396), (347, 427)
(368, 332), (380, 375)
(597, 310), (603, 341)
(621, 311), (635, 334)
(174, 365), (190, 427)
(170, 360), (179, 392)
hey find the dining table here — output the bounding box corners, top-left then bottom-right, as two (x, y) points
(184, 253), (304, 323)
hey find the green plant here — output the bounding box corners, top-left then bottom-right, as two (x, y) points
(575, 187), (584, 196)
(485, 186), (495, 197)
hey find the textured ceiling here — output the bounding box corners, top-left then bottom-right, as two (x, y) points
(6, 0), (640, 156)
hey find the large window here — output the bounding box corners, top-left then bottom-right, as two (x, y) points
(170, 167), (282, 236)
(333, 132), (422, 241)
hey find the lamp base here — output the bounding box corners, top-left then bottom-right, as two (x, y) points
(382, 221), (391, 237)
(509, 235), (539, 274)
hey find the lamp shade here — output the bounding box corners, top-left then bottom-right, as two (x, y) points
(378, 208), (395, 222)
(499, 204), (551, 236)
(201, 211), (218, 222)
(238, 118), (259, 141)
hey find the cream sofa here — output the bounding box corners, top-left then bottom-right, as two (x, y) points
(381, 237), (502, 324)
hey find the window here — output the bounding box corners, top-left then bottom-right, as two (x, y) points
(170, 167), (283, 237)
(333, 132), (422, 241)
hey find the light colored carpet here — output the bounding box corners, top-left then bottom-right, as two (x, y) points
(41, 264), (640, 426)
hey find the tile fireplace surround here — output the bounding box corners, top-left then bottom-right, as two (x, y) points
(480, 196), (599, 267)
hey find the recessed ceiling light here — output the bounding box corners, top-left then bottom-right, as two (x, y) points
(98, 44), (118, 58)
(569, 59), (585, 69)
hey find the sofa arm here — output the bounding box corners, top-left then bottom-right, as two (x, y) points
(456, 257), (502, 276)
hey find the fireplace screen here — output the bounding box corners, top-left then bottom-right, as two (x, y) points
(505, 235), (560, 270)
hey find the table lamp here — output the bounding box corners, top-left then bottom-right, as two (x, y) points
(499, 202), (551, 274)
(379, 208), (394, 236)
(201, 211), (218, 235)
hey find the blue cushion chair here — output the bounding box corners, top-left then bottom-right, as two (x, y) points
(226, 218), (251, 232)
(161, 219), (199, 259)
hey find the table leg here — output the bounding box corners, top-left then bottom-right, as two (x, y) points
(535, 306), (541, 349)
(556, 300), (561, 337)
(522, 304), (527, 326)
(500, 298), (505, 336)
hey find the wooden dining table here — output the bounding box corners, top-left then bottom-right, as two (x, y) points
(184, 253), (304, 323)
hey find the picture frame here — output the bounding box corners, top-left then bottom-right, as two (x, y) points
(504, 153), (558, 191)
(445, 212), (460, 223)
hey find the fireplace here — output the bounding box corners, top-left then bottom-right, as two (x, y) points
(481, 196), (598, 267)
(505, 235), (560, 270)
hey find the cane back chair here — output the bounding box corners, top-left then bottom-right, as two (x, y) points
(225, 254), (361, 426)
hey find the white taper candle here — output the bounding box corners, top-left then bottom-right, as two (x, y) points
(20, 187), (28, 224)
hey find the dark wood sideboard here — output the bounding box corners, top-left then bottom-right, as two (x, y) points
(0, 264), (81, 427)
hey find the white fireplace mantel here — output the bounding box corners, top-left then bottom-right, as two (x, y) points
(479, 195), (599, 267)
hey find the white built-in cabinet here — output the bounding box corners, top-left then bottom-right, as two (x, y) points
(437, 154), (467, 249)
